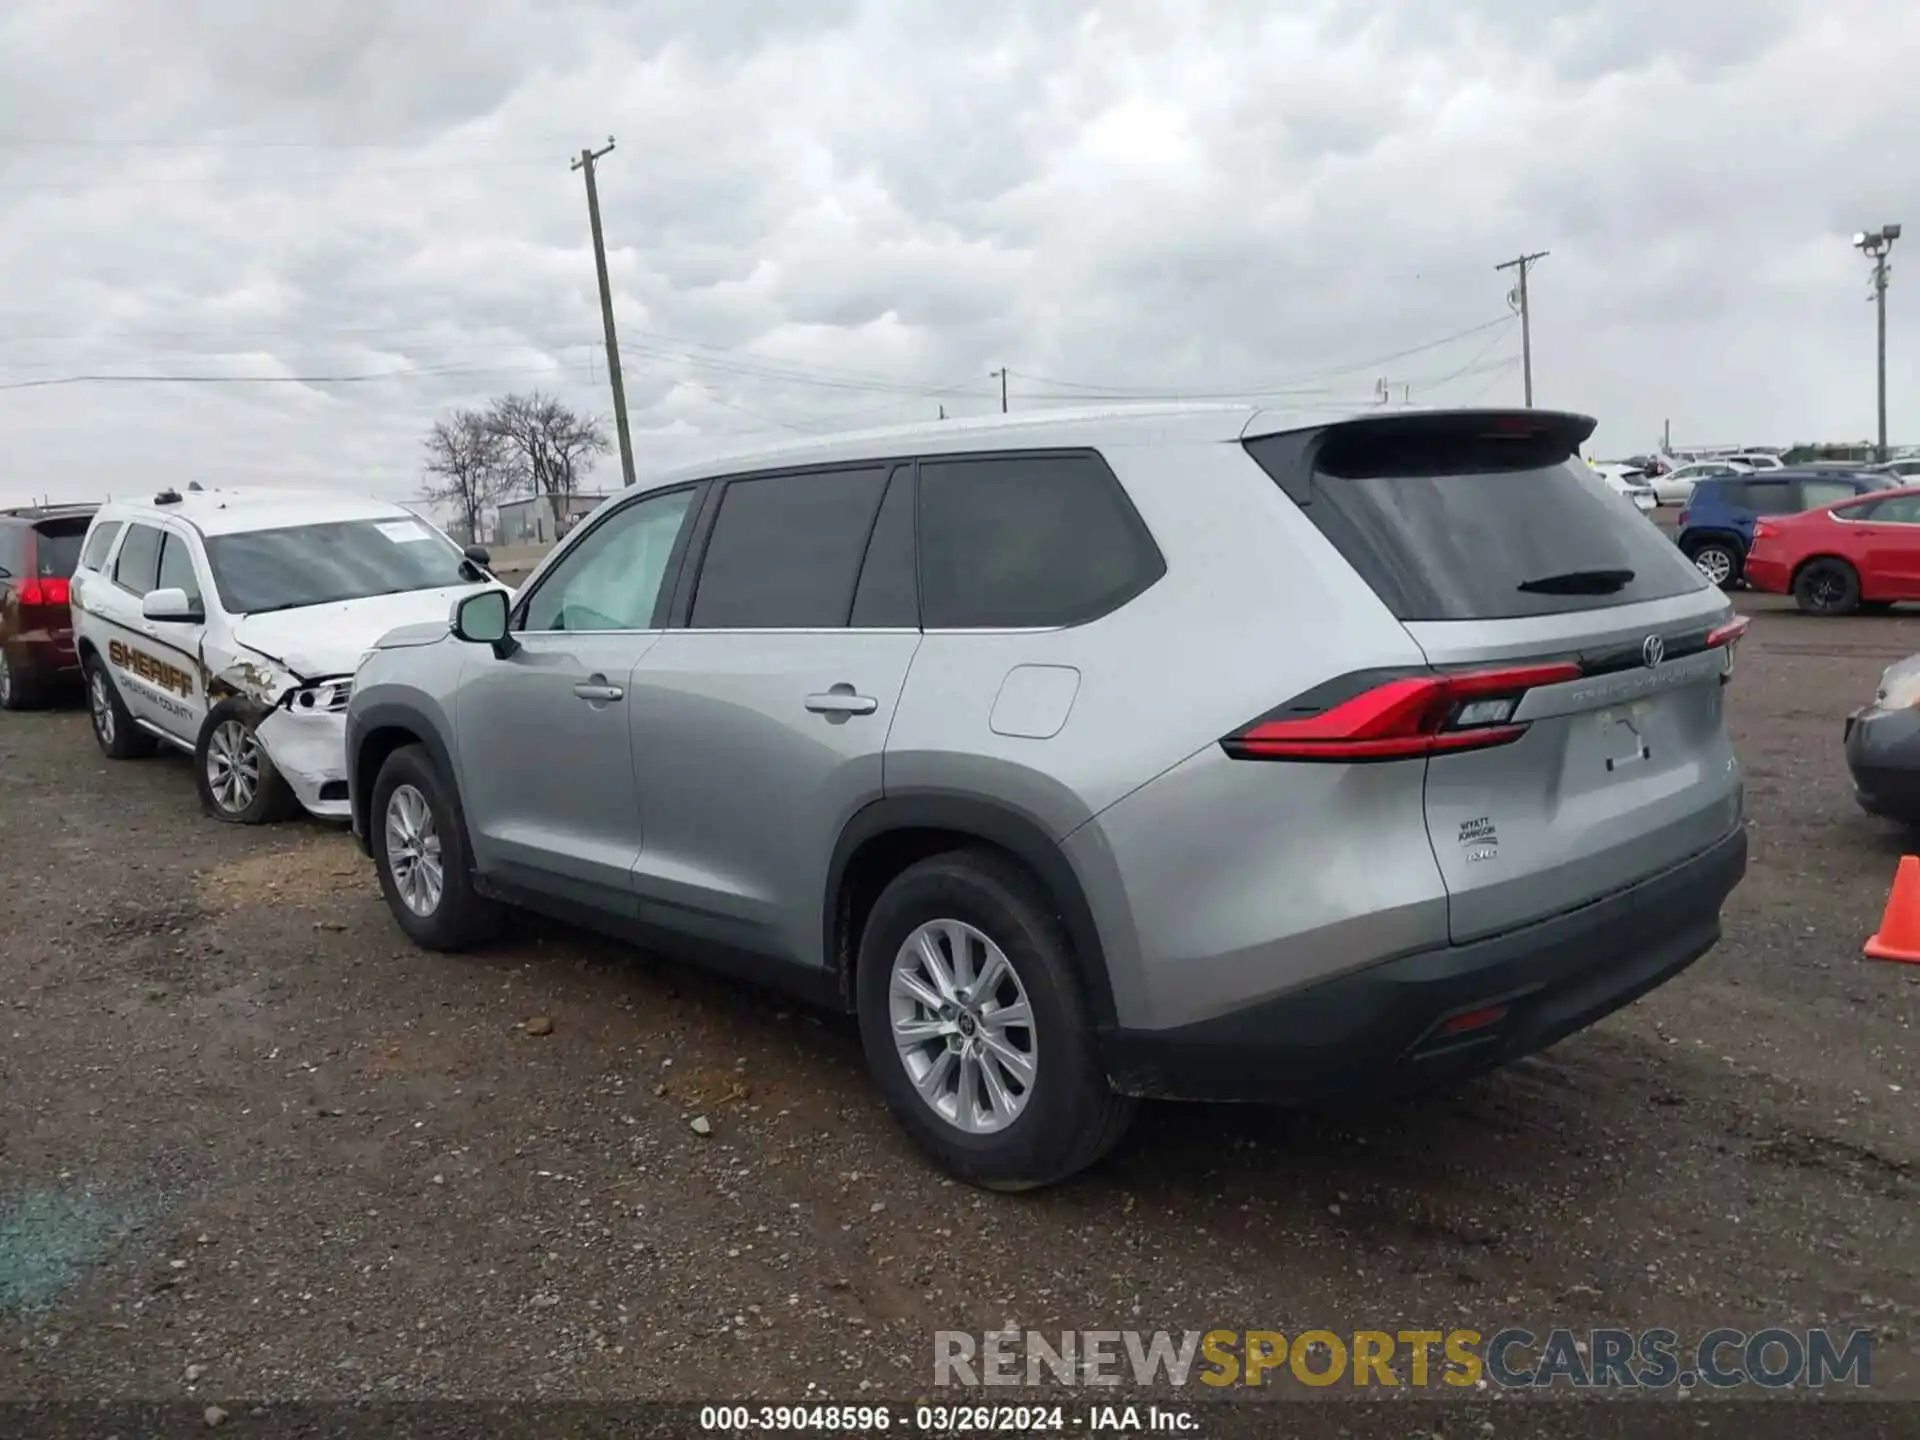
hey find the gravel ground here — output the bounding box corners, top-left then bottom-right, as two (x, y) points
(1, 592), (1916, 1417)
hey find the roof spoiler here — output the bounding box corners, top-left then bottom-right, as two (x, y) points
(1242, 409), (1599, 504)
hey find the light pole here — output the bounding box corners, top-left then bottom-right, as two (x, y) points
(1854, 224), (1902, 462)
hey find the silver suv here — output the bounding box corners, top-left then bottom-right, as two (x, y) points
(346, 405), (1748, 1189)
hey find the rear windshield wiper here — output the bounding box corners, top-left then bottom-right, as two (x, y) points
(1516, 568), (1636, 595)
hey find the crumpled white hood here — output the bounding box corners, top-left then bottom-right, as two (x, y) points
(229, 583), (490, 679)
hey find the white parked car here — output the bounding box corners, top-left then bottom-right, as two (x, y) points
(69, 486), (504, 823)
(1588, 462), (1659, 514)
(1652, 460), (1751, 506)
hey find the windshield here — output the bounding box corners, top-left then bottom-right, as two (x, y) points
(204, 516), (472, 614)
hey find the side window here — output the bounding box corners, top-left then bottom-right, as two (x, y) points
(520, 489), (695, 633)
(689, 468), (889, 629)
(1800, 479), (1862, 510)
(156, 531), (202, 602)
(79, 521), (122, 571)
(113, 523), (164, 597)
(848, 467), (918, 628)
(1868, 495), (1920, 525)
(1740, 481), (1795, 514)
(917, 452), (1165, 629)
(0, 526), (22, 580)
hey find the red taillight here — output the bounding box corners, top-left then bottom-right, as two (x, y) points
(16, 577), (69, 608)
(1440, 1004), (1510, 1037)
(1706, 615), (1750, 650)
(1751, 521), (1777, 543)
(1677, 509), (1690, 528)
(1222, 661), (1583, 763)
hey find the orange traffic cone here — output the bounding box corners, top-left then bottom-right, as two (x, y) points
(1864, 855), (1920, 964)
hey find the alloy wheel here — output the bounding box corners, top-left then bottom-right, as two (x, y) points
(1693, 547), (1733, 586)
(90, 670), (114, 745)
(384, 783), (444, 917)
(889, 918), (1038, 1135)
(206, 719), (262, 812)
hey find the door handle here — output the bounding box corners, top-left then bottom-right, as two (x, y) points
(806, 690), (878, 716)
(573, 678), (624, 703)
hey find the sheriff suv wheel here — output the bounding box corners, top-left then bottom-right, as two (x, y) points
(194, 698), (297, 824)
(84, 655), (157, 760)
(855, 850), (1136, 1191)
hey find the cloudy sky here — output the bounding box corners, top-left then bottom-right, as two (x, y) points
(2, 0), (1917, 510)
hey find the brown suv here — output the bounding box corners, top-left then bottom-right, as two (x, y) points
(0, 504), (98, 710)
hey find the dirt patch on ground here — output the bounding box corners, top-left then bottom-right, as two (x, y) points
(193, 830), (373, 911)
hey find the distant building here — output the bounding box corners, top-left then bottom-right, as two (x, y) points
(495, 492), (611, 545)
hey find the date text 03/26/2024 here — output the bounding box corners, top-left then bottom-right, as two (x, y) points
(698, 1405), (1189, 1433)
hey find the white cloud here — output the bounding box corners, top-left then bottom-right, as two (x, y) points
(3, 0), (1919, 509)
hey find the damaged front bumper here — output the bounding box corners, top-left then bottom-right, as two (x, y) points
(255, 706), (351, 821)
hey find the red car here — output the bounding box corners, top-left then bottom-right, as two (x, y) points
(1742, 485), (1920, 615)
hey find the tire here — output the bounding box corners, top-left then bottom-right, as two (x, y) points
(369, 743), (501, 951)
(0, 649), (39, 711)
(1685, 538), (1741, 590)
(1793, 558), (1862, 616)
(855, 849), (1136, 1191)
(83, 654), (157, 759)
(194, 697), (298, 824)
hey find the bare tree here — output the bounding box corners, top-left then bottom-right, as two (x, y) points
(485, 392), (612, 534)
(421, 408), (512, 543)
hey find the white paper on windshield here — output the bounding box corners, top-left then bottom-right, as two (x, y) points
(376, 520), (435, 544)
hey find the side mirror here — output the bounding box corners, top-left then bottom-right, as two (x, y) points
(463, 543), (492, 569)
(452, 587), (514, 655)
(142, 587), (204, 623)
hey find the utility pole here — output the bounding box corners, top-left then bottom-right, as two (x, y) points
(991, 368), (1008, 413)
(572, 138), (636, 489)
(1855, 225), (1903, 461)
(1495, 250), (1549, 407)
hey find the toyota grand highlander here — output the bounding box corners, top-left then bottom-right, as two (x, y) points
(71, 486), (502, 823)
(345, 405), (1749, 1189)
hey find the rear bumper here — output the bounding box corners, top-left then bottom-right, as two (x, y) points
(1741, 554), (1790, 594)
(1098, 825), (1748, 1103)
(1846, 705), (1920, 822)
(3, 631), (81, 682)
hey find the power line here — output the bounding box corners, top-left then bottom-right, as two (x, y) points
(1003, 315), (1516, 401)
(0, 361), (595, 392)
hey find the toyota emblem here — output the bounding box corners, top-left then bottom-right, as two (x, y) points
(1642, 634), (1665, 668)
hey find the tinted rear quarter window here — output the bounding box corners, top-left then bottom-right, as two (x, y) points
(917, 452), (1164, 628)
(690, 467), (889, 629)
(1729, 480), (1797, 514)
(79, 520), (122, 571)
(0, 525), (23, 579)
(1245, 424), (1707, 621)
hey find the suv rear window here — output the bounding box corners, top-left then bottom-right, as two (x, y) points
(1245, 420), (1707, 621)
(32, 519), (89, 577)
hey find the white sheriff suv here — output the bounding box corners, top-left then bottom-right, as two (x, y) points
(70, 485), (504, 824)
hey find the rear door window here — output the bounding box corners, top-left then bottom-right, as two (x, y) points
(79, 520), (121, 571)
(916, 452), (1164, 628)
(1245, 423), (1707, 621)
(689, 467), (889, 629)
(112, 523), (164, 596)
(848, 467), (919, 628)
(1732, 480), (1796, 514)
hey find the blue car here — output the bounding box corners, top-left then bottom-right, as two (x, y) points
(1677, 469), (1901, 588)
